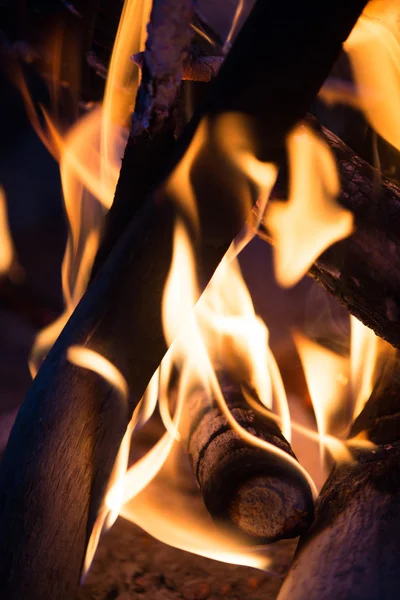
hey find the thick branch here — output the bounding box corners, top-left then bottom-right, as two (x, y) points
(278, 352), (400, 600)
(0, 2), (367, 599)
(92, 0), (195, 273)
(258, 120), (400, 349)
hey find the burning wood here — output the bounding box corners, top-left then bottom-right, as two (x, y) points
(182, 377), (313, 543)
(0, 0), (383, 599)
(257, 117), (400, 349)
(278, 350), (400, 600)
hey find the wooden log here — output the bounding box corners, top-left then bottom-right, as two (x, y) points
(182, 377), (313, 543)
(92, 0), (195, 274)
(278, 352), (400, 600)
(257, 119), (400, 349)
(0, 2), (367, 599)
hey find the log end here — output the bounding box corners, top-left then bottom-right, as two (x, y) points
(229, 474), (312, 543)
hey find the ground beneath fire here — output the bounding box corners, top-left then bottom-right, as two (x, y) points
(77, 518), (295, 600)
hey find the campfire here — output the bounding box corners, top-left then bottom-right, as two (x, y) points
(0, 0), (400, 598)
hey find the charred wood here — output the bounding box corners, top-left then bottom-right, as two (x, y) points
(258, 119), (400, 349)
(0, 2), (367, 598)
(91, 0), (195, 274)
(182, 377), (313, 543)
(278, 352), (400, 600)
(96, 0), (311, 549)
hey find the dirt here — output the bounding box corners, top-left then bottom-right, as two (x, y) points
(77, 518), (296, 600)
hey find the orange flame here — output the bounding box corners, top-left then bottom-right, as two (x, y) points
(293, 332), (351, 467)
(15, 0), (396, 578)
(265, 123), (353, 288)
(0, 187), (14, 275)
(111, 216), (316, 568)
(27, 0), (150, 375)
(344, 1), (400, 151)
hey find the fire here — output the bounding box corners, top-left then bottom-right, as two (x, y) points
(0, 187), (14, 275)
(109, 215), (314, 569)
(318, 2), (400, 155)
(264, 123), (353, 288)
(27, 0), (149, 375)
(12, 0), (399, 582)
(350, 316), (380, 421)
(293, 332), (351, 467)
(67, 346), (129, 399)
(344, 0), (400, 152)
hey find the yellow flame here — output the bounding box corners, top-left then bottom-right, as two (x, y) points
(215, 113), (278, 224)
(65, 345), (130, 575)
(17, 0), (394, 572)
(0, 187), (14, 275)
(66, 346), (129, 399)
(101, 0), (151, 136)
(224, 0), (246, 51)
(162, 218), (200, 346)
(344, 1), (400, 151)
(166, 119), (208, 231)
(27, 0), (151, 373)
(120, 443), (270, 570)
(293, 331), (351, 465)
(265, 123), (353, 288)
(350, 316), (380, 420)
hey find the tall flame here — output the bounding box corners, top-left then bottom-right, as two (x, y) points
(293, 332), (351, 466)
(28, 0), (150, 375)
(0, 187), (14, 275)
(14, 0), (398, 580)
(344, 0), (400, 152)
(265, 123), (353, 288)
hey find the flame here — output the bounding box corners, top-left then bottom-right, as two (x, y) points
(264, 123), (353, 288)
(215, 113), (278, 225)
(165, 120), (208, 231)
(344, 1), (400, 151)
(101, 0), (151, 145)
(66, 345), (130, 576)
(293, 331), (351, 466)
(120, 443), (270, 571)
(0, 187), (14, 275)
(15, 0), (396, 578)
(26, 0), (150, 374)
(67, 346), (129, 399)
(350, 316), (380, 420)
(224, 0), (246, 52)
(350, 315), (394, 422)
(67, 343), (162, 577)
(108, 213), (317, 566)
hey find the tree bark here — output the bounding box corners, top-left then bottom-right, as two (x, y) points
(0, 2), (367, 599)
(92, 0), (195, 274)
(257, 119), (400, 349)
(278, 352), (400, 600)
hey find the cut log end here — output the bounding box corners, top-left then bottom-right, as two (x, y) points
(229, 474), (311, 542)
